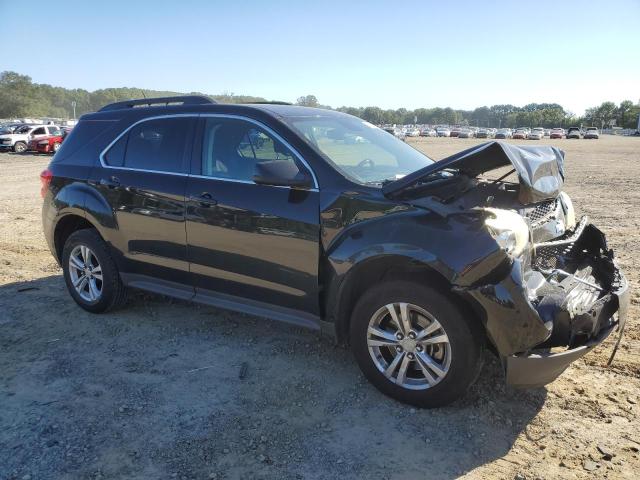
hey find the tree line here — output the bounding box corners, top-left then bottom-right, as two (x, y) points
(1, 71), (638, 130)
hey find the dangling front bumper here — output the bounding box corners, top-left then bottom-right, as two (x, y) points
(459, 218), (629, 388)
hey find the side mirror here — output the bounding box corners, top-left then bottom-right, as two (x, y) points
(253, 160), (312, 189)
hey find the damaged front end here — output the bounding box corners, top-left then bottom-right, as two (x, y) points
(466, 217), (628, 388)
(383, 141), (629, 388)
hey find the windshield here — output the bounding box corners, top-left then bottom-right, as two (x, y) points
(286, 114), (434, 185)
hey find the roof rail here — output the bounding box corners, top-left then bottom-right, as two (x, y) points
(99, 95), (215, 112)
(246, 101), (293, 106)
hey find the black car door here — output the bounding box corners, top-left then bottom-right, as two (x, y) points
(185, 116), (321, 317)
(91, 116), (196, 292)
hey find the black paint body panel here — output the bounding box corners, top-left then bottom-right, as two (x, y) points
(41, 102), (627, 375)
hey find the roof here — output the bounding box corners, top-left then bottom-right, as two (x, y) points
(88, 96), (342, 121)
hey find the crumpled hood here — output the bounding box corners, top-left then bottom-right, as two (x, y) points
(383, 141), (565, 204)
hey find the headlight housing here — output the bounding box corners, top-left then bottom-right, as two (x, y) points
(484, 208), (529, 257)
(558, 192), (576, 230)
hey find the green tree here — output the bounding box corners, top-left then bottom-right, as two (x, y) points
(618, 100), (634, 128)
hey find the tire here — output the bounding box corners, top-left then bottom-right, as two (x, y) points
(13, 142), (26, 153)
(62, 229), (127, 313)
(350, 280), (483, 408)
(52, 142), (61, 152)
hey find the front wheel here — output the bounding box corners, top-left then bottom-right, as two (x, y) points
(350, 281), (483, 408)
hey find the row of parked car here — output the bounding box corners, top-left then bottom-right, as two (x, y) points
(0, 122), (73, 154)
(383, 125), (601, 140)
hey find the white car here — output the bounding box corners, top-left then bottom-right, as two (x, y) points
(405, 127), (421, 137)
(420, 128), (437, 137)
(0, 124), (60, 153)
(584, 127), (600, 139)
(436, 127), (451, 137)
(527, 128), (545, 140)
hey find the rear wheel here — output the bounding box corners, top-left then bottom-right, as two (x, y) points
(52, 142), (61, 152)
(62, 229), (127, 313)
(350, 281), (483, 408)
(13, 142), (26, 153)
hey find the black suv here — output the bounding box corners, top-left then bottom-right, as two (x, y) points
(41, 96), (628, 407)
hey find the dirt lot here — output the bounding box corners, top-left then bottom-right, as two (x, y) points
(1, 135), (639, 480)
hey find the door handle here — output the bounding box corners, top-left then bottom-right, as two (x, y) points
(99, 176), (121, 188)
(189, 192), (217, 207)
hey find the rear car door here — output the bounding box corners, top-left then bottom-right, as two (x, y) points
(186, 115), (321, 316)
(90, 116), (196, 292)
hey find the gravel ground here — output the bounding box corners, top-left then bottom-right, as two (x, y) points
(1, 135), (639, 480)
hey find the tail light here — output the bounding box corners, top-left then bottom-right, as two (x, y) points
(40, 169), (53, 198)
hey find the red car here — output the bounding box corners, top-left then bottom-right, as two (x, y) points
(29, 132), (64, 154)
(512, 129), (527, 139)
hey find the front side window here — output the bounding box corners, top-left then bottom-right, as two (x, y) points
(103, 117), (189, 173)
(284, 113), (433, 185)
(201, 118), (299, 181)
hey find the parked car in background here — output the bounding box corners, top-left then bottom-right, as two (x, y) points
(383, 127), (406, 140)
(567, 127), (582, 139)
(458, 128), (474, 138)
(420, 128), (437, 137)
(29, 129), (64, 154)
(405, 127), (421, 137)
(0, 124), (59, 153)
(550, 128), (565, 139)
(584, 127), (600, 139)
(512, 129), (527, 139)
(476, 128), (492, 139)
(436, 127), (451, 137)
(544, 129), (551, 137)
(449, 127), (461, 137)
(527, 128), (545, 140)
(41, 96), (628, 408)
(494, 128), (512, 139)
(0, 123), (28, 135)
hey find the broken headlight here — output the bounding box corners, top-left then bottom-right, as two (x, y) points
(558, 192), (576, 230)
(484, 208), (529, 257)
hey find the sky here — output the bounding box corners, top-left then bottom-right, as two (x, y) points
(1, 0), (639, 115)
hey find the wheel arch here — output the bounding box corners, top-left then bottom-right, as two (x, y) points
(327, 254), (484, 346)
(50, 182), (117, 263)
(53, 214), (100, 263)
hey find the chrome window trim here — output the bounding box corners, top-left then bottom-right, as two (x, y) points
(98, 113), (319, 189)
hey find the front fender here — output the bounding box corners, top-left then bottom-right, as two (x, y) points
(322, 206), (510, 343)
(326, 208), (506, 287)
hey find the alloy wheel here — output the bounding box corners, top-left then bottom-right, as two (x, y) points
(68, 245), (103, 302)
(367, 302), (451, 390)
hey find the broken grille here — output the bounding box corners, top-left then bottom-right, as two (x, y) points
(526, 199), (559, 227)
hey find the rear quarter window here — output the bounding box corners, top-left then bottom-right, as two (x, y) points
(51, 119), (119, 165)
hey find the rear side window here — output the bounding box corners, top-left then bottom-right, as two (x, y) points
(103, 117), (190, 173)
(104, 135), (126, 167)
(31, 127), (46, 135)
